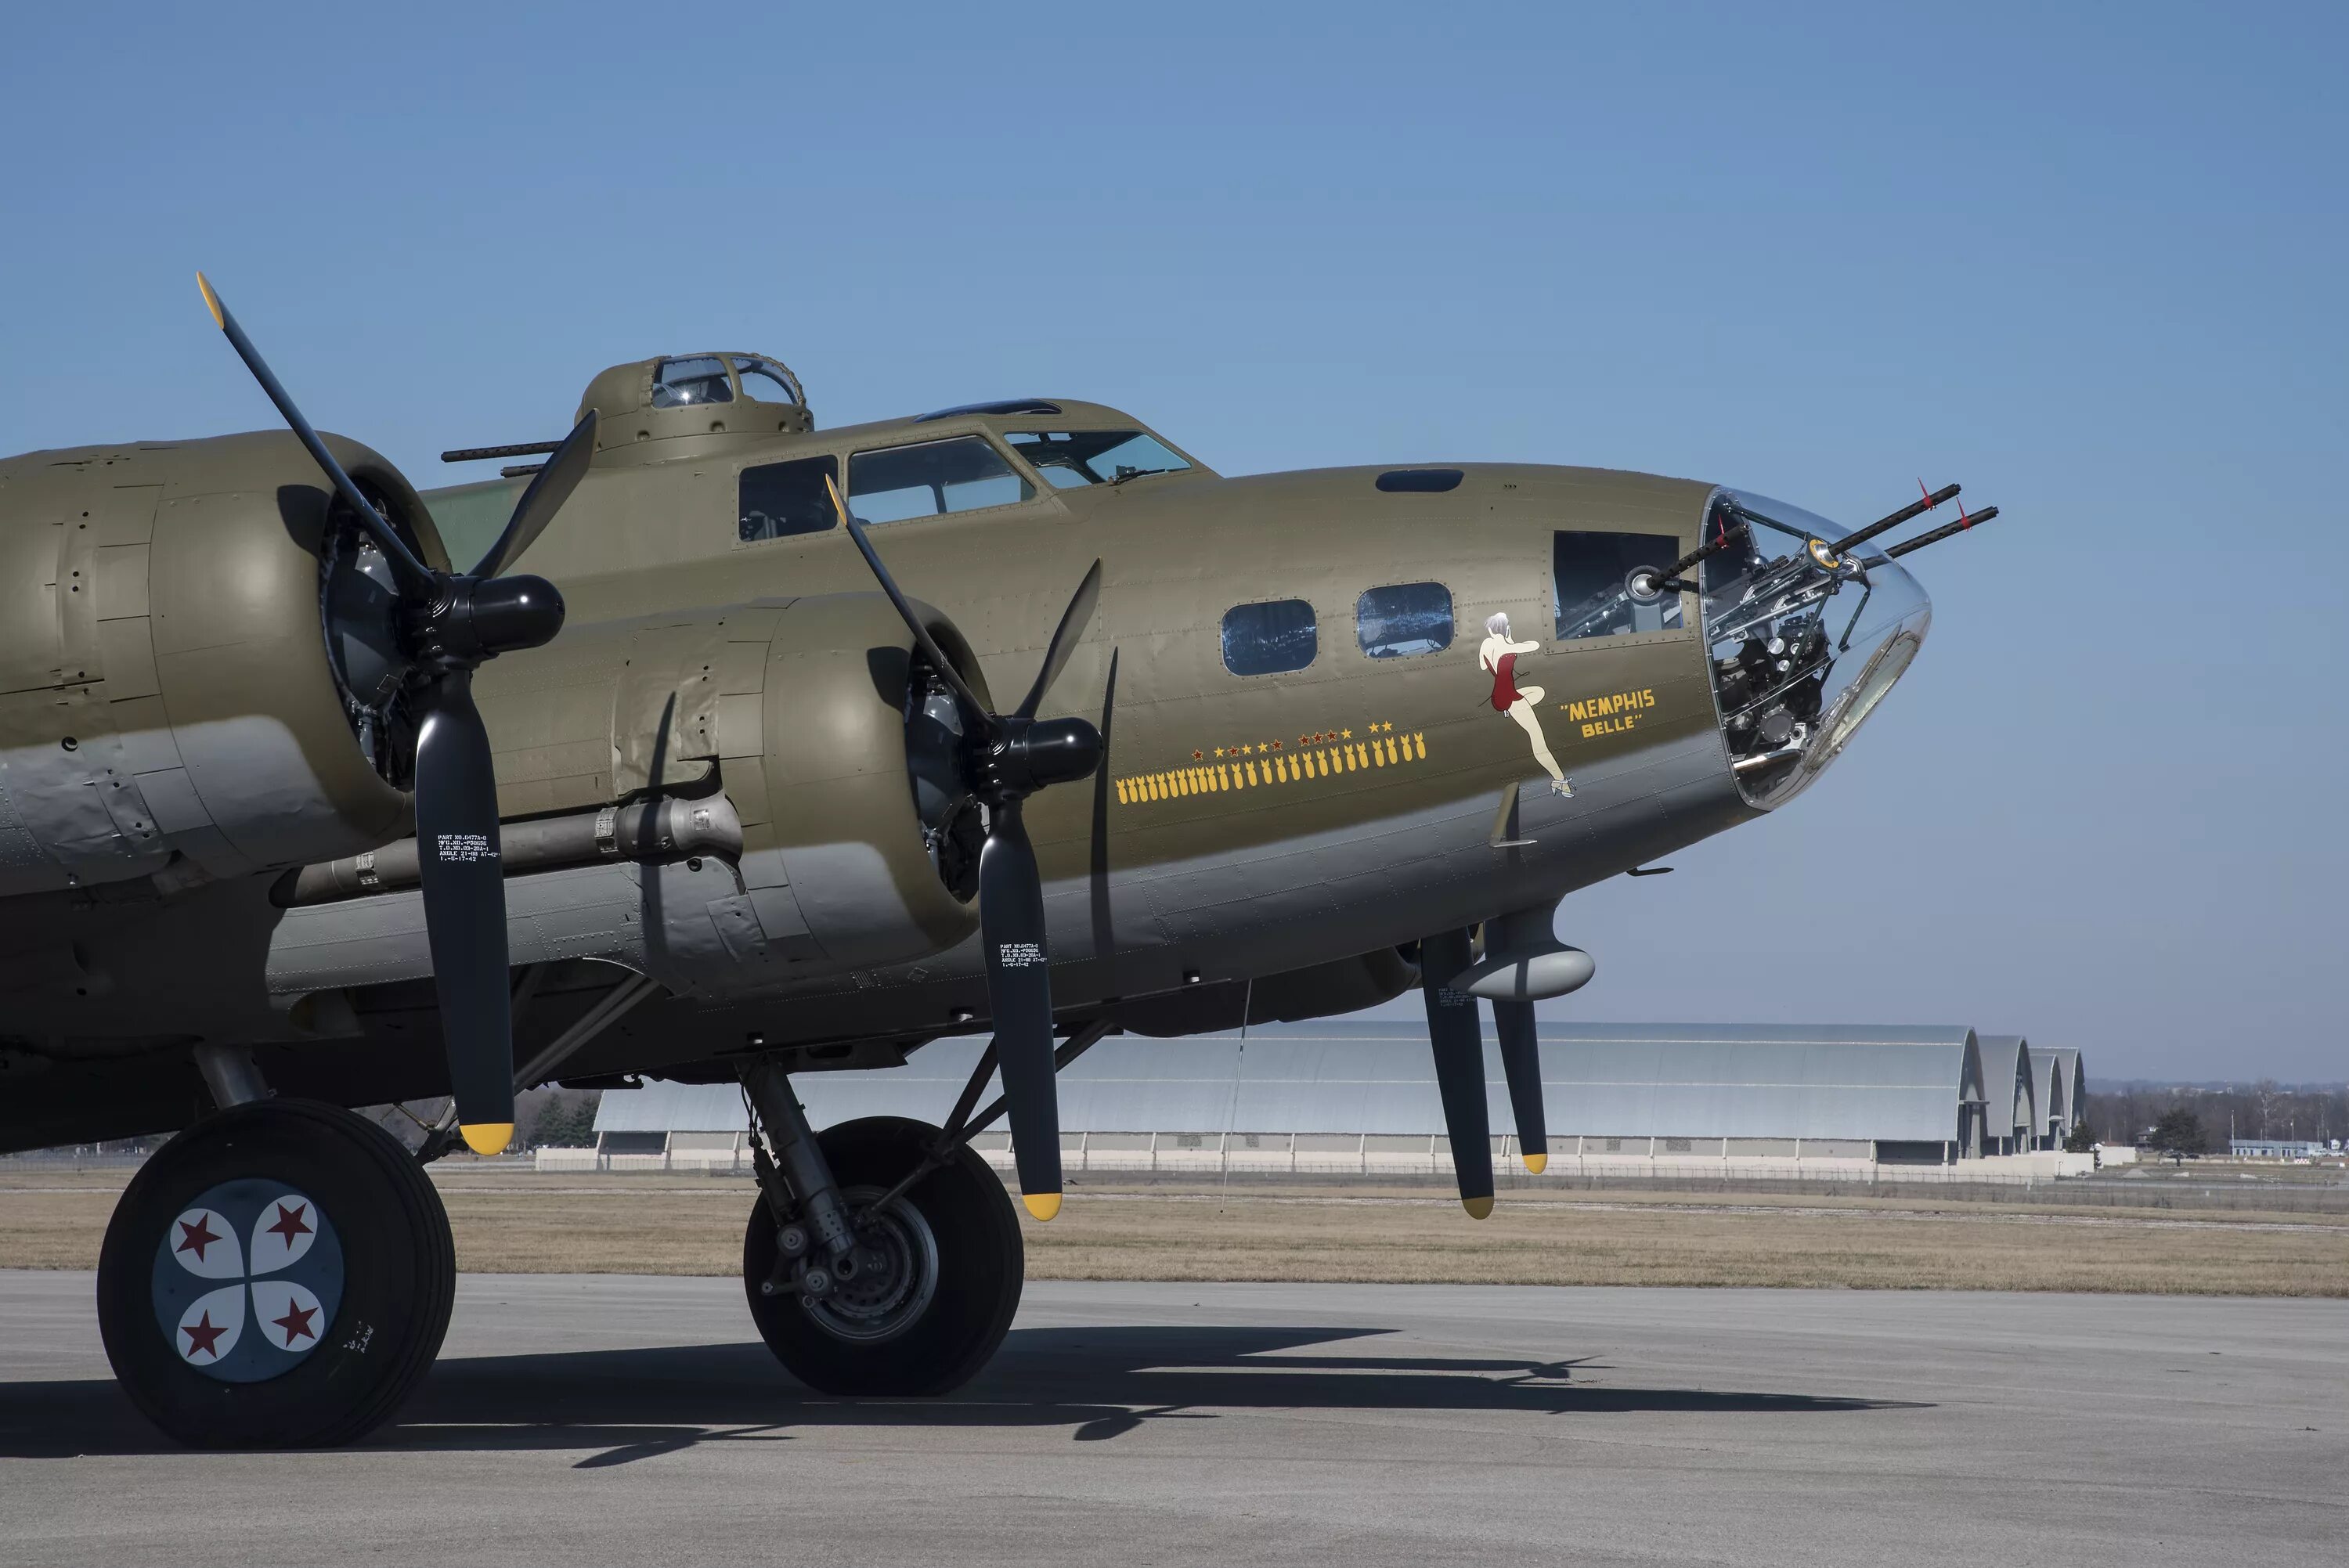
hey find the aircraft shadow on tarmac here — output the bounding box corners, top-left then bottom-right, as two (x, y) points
(0, 1323), (1926, 1463)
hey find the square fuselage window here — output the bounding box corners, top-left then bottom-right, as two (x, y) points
(1356, 582), (1454, 658)
(1554, 530), (1683, 640)
(1222, 599), (1318, 676)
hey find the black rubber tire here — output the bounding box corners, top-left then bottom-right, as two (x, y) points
(96, 1099), (455, 1449)
(744, 1116), (1023, 1397)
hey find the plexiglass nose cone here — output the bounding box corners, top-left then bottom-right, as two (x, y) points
(1701, 490), (1932, 809)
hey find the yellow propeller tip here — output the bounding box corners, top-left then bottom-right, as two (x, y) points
(1522, 1153), (1548, 1175)
(196, 272), (224, 329)
(1462, 1195), (1494, 1220)
(1023, 1192), (1063, 1222)
(460, 1122), (514, 1156)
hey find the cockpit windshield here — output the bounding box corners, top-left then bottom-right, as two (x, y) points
(1700, 489), (1932, 809)
(1006, 430), (1191, 488)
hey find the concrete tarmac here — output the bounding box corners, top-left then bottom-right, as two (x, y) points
(2, 1272), (2343, 1566)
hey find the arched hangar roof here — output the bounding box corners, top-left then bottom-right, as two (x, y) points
(1976, 1036), (2037, 1141)
(2051, 1047), (2084, 1128)
(2029, 1047), (2060, 1130)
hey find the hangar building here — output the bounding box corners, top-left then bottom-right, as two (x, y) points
(572, 1022), (2090, 1180)
(2029, 1045), (2084, 1149)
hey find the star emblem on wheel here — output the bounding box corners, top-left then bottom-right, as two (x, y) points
(175, 1214), (222, 1262)
(270, 1299), (318, 1346)
(181, 1310), (228, 1361)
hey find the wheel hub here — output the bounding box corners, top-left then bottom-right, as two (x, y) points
(800, 1185), (939, 1346)
(149, 1179), (345, 1384)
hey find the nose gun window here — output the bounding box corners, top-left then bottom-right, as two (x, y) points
(1222, 599), (1319, 677)
(651, 356), (734, 408)
(1005, 431), (1191, 488)
(1703, 489), (1932, 809)
(1553, 530), (1684, 640)
(731, 355), (803, 405)
(847, 436), (1034, 524)
(739, 454), (840, 542)
(1357, 582), (1454, 658)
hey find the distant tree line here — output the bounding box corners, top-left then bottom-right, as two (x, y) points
(2080, 1081), (2348, 1155)
(524, 1090), (601, 1148)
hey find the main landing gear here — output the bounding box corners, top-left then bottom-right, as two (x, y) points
(95, 1099), (456, 1448)
(738, 1059), (1023, 1397)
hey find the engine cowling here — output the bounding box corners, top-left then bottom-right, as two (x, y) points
(0, 432), (434, 896)
(486, 591), (989, 988)
(723, 593), (988, 971)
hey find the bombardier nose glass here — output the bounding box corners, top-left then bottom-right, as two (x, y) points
(1701, 490), (1932, 808)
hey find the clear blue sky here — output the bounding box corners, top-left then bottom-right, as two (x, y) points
(4, 3), (2340, 1080)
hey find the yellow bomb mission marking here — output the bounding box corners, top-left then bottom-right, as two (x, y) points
(1116, 729), (1427, 807)
(1564, 687), (1657, 740)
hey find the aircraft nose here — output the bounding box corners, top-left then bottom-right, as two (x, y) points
(1702, 501), (1932, 809)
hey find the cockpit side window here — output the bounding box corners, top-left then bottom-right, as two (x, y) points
(1005, 431), (1191, 489)
(1553, 530), (1684, 640)
(847, 436), (1034, 524)
(740, 454), (839, 542)
(651, 355), (734, 409)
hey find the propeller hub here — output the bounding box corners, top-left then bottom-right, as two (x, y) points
(407, 573), (567, 669)
(979, 715), (1102, 800)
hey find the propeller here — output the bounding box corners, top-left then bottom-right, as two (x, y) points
(199, 273), (597, 1156)
(1490, 997), (1548, 1174)
(825, 476), (1104, 1220)
(1418, 928), (1495, 1218)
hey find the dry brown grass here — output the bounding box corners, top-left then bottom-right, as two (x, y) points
(5, 1169), (2344, 1295)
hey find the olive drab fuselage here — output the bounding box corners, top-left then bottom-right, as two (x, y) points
(0, 354), (1943, 1150)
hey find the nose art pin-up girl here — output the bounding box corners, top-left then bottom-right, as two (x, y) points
(1479, 612), (1571, 795)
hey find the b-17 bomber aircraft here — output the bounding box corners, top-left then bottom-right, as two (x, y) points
(0, 279), (2002, 1447)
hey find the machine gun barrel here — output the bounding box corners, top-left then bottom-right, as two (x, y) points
(1830, 483), (1961, 555)
(1878, 505), (1999, 561)
(441, 440), (565, 463)
(1659, 513), (1753, 581)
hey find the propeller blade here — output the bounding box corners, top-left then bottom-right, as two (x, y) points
(194, 273), (431, 586)
(825, 475), (994, 732)
(1419, 928), (1494, 1217)
(470, 411), (599, 579)
(1086, 648), (1120, 971)
(976, 800), (1063, 1219)
(410, 672), (517, 1155)
(1013, 559), (1103, 720)
(1491, 997), (1549, 1173)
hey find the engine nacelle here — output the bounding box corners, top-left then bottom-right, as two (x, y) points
(532, 593), (987, 989)
(0, 433), (432, 896)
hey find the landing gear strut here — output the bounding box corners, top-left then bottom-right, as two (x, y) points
(95, 1100), (456, 1447)
(739, 1063), (1022, 1397)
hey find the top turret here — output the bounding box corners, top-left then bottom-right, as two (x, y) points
(573, 353), (813, 465)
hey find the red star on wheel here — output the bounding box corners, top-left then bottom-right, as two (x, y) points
(264, 1201), (311, 1245)
(175, 1214), (222, 1263)
(182, 1310), (227, 1360)
(271, 1300), (318, 1346)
